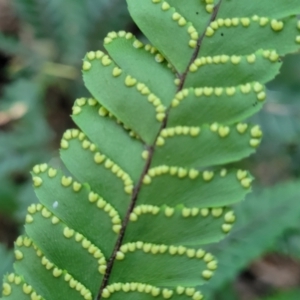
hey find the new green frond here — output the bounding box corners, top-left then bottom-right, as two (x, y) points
(2, 1), (300, 299)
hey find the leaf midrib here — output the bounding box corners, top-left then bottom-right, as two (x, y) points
(96, 1), (224, 299)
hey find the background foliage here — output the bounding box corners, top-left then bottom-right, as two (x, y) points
(0, 1), (300, 299)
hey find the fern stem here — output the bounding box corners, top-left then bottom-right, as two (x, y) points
(177, 0), (223, 91)
(96, 144), (155, 299)
(96, 1), (223, 298)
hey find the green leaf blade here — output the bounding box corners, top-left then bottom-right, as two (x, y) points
(127, 0), (194, 72)
(186, 50), (282, 88)
(102, 284), (203, 300)
(168, 86), (265, 127)
(201, 16), (300, 57)
(25, 212), (103, 294)
(60, 136), (131, 218)
(110, 245), (213, 287)
(14, 239), (90, 300)
(152, 124), (260, 168)
(72, 99), (145, 181)
(104, 36), (176, 105)
(32, 167), (118, 257)
(138, 169), (251, 208)
(218, 0), (300, 19)
(124, 205), (232, 246)
(82, 52), (162, 144)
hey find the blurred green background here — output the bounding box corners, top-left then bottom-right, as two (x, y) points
(1, 1), (300, 299)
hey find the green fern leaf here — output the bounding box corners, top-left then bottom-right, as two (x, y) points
(217, 0), (300, 18)
(72, 101), (145, 181)
(202, 180), (300, 298)
(2, 1), (300, 300)
(104, 36), (176, 103)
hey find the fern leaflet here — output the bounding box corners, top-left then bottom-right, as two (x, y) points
(2, 1), (300, 300)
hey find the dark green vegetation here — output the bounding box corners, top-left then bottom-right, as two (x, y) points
(1, 1), (300, 300)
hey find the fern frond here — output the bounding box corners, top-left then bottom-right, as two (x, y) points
(1, 1), (300, 300)
(202, 181), (300, 298)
